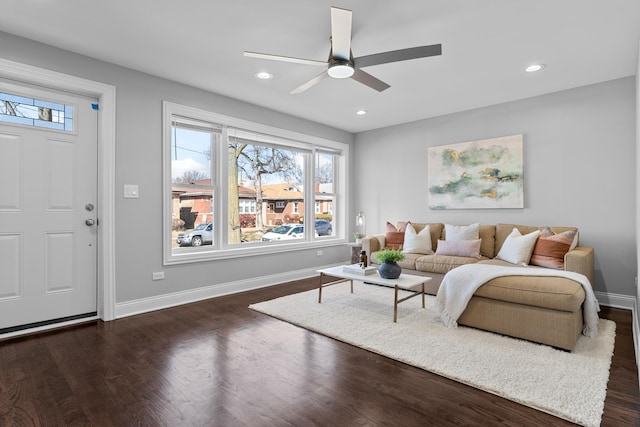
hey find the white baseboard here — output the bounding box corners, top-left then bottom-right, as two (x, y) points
(595, 291), (636, 310)
(595, 291), (639, 391)
(117, 276), (636, 317)
(115, 262), (343, 319)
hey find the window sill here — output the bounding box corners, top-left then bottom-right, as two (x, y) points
(164, 238), (347, 266)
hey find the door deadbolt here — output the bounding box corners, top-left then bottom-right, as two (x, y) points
(85, 203), (94, 211)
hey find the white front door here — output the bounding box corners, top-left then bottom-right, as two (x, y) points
(0, 80), (98, 331)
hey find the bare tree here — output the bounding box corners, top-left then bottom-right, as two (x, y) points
(315, 163), (333, 184)
(173, 169), (209, 184)
(238, 145), (301, 232)
(228, 142), (246, 244)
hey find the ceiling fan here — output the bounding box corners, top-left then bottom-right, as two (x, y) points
(244, 6), (442, 94)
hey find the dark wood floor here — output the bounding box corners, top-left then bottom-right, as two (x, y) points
(1, 277), (639, 426)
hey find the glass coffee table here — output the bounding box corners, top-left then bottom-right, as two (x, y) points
(316, 265), (432, 322)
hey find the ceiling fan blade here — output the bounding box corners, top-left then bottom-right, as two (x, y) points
(354, 44), (442, 68)
(330, 7), (352, 61)
(244, 51), (327, 67)
(290, 71), (329, 95)
(351, 68), (390, 92)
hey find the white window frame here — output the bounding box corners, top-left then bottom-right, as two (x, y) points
(162, 101), (348, 265)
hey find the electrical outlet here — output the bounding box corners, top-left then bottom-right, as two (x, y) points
(317, 250), (323, 256)
(152, 271), (165, 281)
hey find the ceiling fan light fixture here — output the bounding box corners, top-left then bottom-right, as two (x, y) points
(327, 61), (354, 79)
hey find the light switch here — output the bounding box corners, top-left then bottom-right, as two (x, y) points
(124, 184), (139, 199)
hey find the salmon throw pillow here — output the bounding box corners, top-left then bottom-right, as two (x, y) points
(385, 222), (408, 250)
(530, 227), (578, 269)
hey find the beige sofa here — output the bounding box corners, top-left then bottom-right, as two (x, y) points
(361, 222), (594, 350)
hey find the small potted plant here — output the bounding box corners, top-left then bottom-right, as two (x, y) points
(375, 248), (405, 279)
(353, 232), (365, 244)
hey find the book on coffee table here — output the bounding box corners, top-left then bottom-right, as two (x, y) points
(342, 264), (377, 276)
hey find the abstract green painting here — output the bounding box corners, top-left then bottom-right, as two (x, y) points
(428, 134), (524, 209)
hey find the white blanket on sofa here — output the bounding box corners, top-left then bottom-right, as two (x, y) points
(435, 263), (600, 337)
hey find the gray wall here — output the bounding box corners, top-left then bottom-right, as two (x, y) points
(0, 32), (354, 303)
(1, 30), (636, 303)
(354, 77), (636, 296)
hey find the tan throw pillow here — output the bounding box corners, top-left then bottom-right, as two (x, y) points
(403, 224), (433, 254)
(496, 228), (540, 266)
(385, 222), (408, 249)
(530, 227), (578, 269)
(435, 239), (482, 258)
(445, 223), (480, 241)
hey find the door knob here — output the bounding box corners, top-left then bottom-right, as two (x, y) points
(85, 219), (96, 226)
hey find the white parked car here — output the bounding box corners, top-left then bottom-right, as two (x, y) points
(261, 224), (305, 241)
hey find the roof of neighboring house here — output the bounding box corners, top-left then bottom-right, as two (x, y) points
(173, 181), (311, 201)
(172, 182), (257, 199)
(238, 185), (257, 197)
(261, 183), (304, 200)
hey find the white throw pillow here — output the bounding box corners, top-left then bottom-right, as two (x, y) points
(445, 223), (480, 241)
(403, 224), (433, 254)
(496, 228), (541, 266)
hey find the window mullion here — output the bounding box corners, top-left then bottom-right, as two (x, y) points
(304, 150), (314, 240)
(218, 126), (230, 250)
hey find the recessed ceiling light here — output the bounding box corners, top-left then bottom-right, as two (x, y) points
(255, 71), (273, 79)
(525, 64), (545, 73)
(356, 110), (367, 116)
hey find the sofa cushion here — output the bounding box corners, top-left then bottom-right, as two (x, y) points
(496, 228), (540, 266)
(415, 254), (483, 274)
(474, 260), (585, 312)
(478, 225), (497, 258)
(530, 227), (578, 269)
(435, 239), (482, 258)
(403, 223), (434, 254)
(385, 222), (407, 249)
(370, 251), (421, 270)
(445, 223), (479, 240)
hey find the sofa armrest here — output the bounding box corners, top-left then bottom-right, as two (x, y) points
(564, 246), (594, 286)
(362, 234), (385, 257)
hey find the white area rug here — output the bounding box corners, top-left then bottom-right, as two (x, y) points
(249, 281), (616, 427)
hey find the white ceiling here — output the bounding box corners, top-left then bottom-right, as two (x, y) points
(2, 1), (639, 133)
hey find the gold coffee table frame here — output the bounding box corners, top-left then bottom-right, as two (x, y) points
(317, 265), (432, 322)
